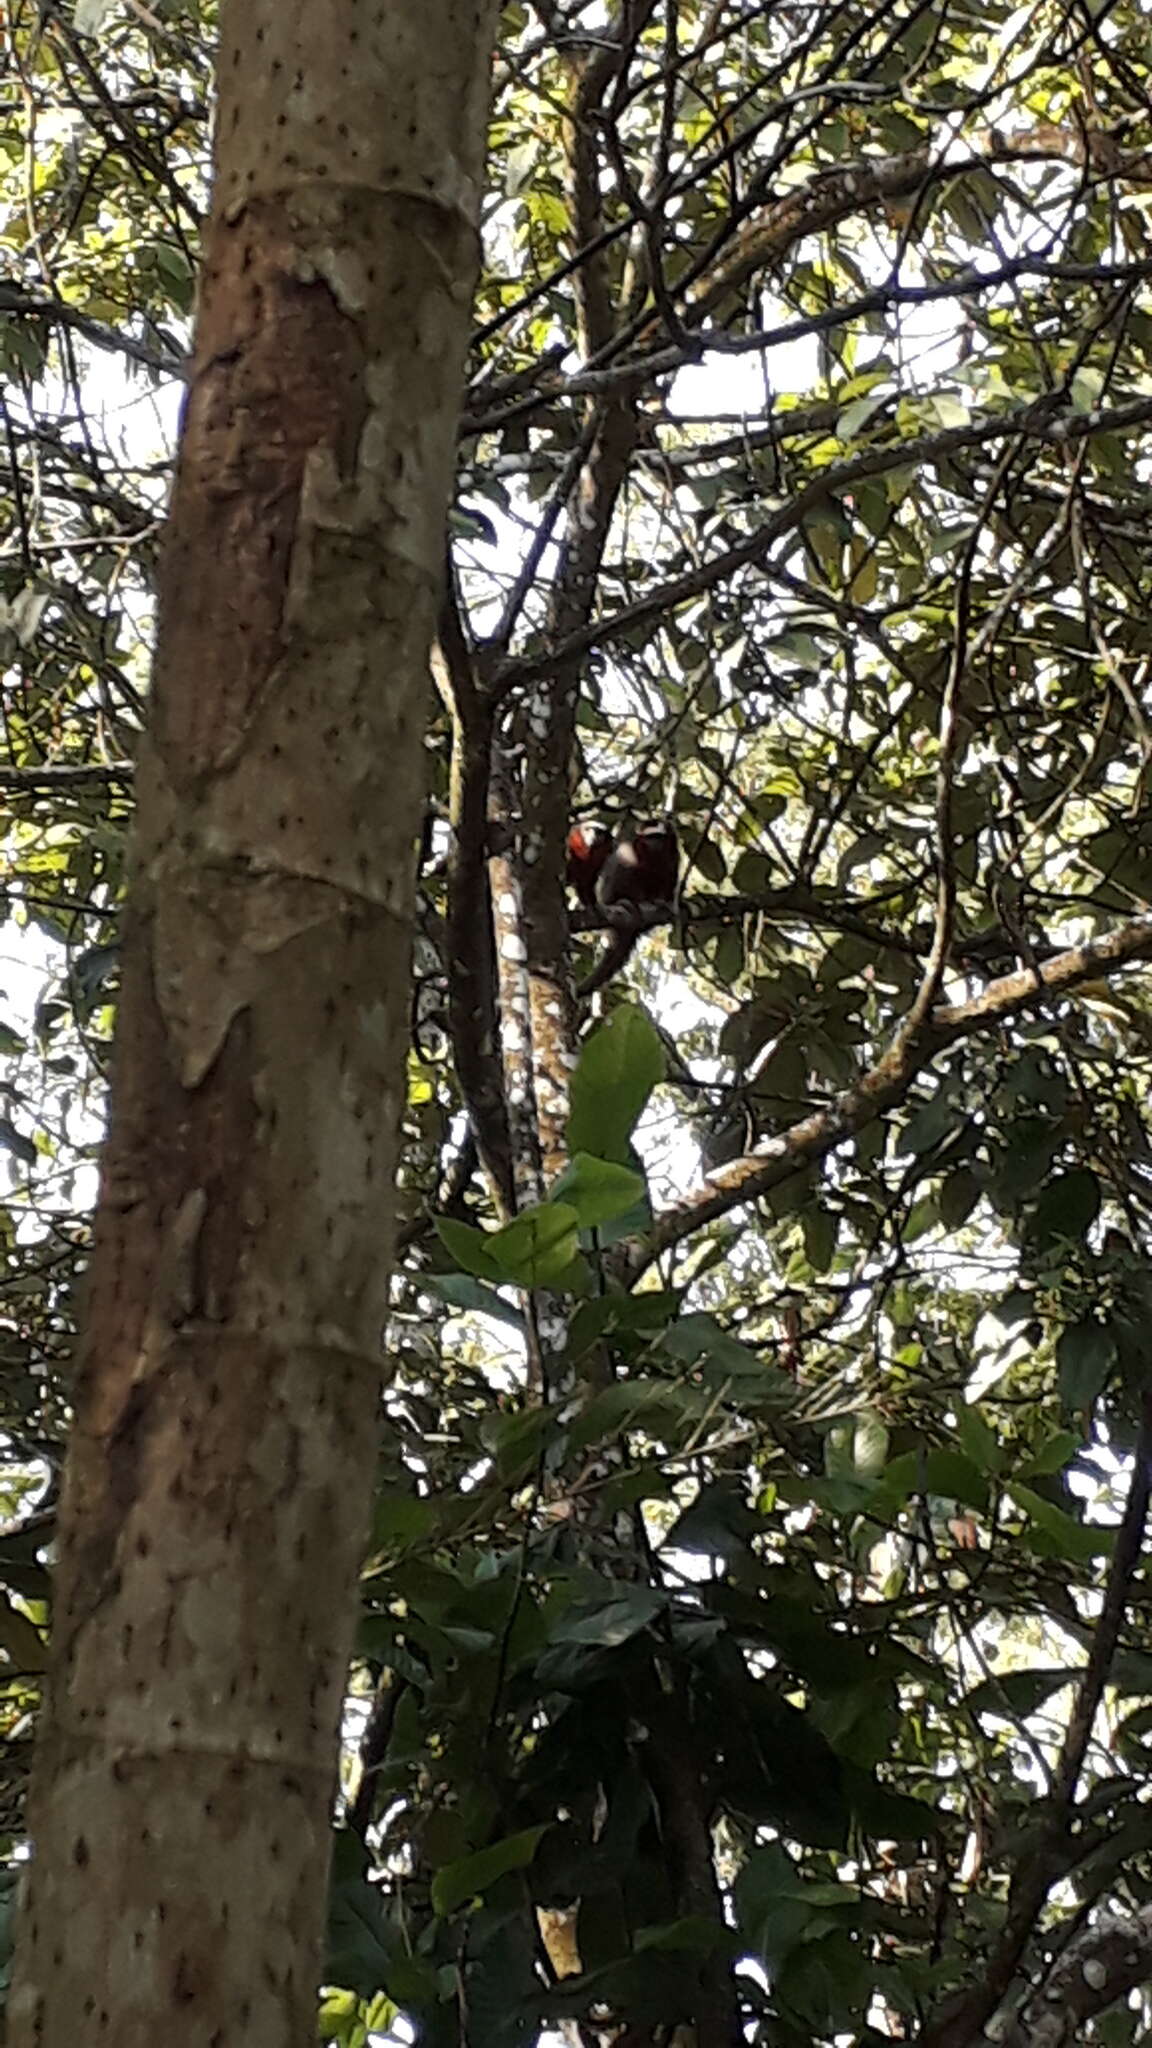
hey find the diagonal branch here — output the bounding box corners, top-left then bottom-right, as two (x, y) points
(628, 911), (1152, 1279)
(664, 130), (1152, 343)
(0, 282), (183, 380)
(496, 395), (1152, 694)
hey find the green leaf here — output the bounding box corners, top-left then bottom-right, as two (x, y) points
(431, 1826), (547, 1917)
(836, 392), (889, 442)
(1020, 1431), (1081, 1479)
(435, 1216), (501, 1281)
(732, 850), (774, 893)
(826, 1412), (888, 1481)
(923, 1448), (989, 1509)
(568, 1376), (694, 1439)
(1030, 1169), (1101, 1245)
(666, 1481), (759, 1559)
(535, 1583), (668, 1689)
(842, 1764), (937, 1841)
(955, 1405), (1002, 1474)
(325, 1834), (398, 2001)
(878, 1449), (988, 1511)
(564, 1289), (681, 1360)
(1056, 1320), (1116, 1409)
(368, 1494), (439, 1554)
(1110, 1649), (1152, 1695)
(712, 925), (745, 985)
(663, 1311), (778, 1383)
(851, 1410), (889, 1478)
(318, 1987), (368, 2048)
(939, 1167), (981, 1228)
(485, 1203), (582, 1287)
(549, 1152), (646, 1230)
(993, 1118), (1062, 1200)
(424, 1273), (526, 1332)
(1008, 1483), (1111, 1561)
(68, 942), (119, 1022)
(634, 1916), (728, 1954)
(899, 1089), (958, 1156)
(778, 1928), (871, 2032)
(735, 1842), (824, 1967)
(567, 1005), (664, 1164)
(995, 1286), (1037, 1325)
(802, 1204), (838, 1273)
(546, 1582), (666, 1649)
(962, 1667), (1075, 1720)
(693, 836), (727, 884)
(478, 1403), (551, 1481)
(736, 1694), (850, 1847)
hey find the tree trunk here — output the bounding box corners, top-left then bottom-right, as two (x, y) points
(7, 3), (497, 2043)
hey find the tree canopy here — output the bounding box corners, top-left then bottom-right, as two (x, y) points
(5, 1), (1152, 2043)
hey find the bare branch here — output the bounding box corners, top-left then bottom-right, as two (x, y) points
(0, 760), (135, 791)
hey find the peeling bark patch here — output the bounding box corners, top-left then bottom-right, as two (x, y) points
(153, 201), (370, 786)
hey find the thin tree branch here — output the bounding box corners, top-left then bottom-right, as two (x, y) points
(631, 911), (1152, 1278)
(463, 262), (1152, 444)
(496, 394), (1152, 693)
(0, 281), (183, 379)
(0, 760), (135, 790)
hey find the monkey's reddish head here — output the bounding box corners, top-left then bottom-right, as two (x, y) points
(565, 821), (613, 908)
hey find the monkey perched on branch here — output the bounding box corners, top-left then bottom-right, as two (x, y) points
(571, 818), (680, 998)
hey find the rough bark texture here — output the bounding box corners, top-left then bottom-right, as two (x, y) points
(8, 3), (498, 2044)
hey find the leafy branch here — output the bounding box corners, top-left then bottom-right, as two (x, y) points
(635, 911), (1152, 1276)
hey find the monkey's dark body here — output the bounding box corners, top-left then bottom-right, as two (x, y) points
(596, 821), (679, 913)
(572, 819), (679, 997)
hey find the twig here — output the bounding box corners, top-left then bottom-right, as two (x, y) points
(0, 760), (134, 790)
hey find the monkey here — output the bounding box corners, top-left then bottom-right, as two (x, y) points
(565, 820), (613, 909)
(577, 819), (680, 999)
(598, 819), (679, 911)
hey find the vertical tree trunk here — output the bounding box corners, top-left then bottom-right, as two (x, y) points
(8, 4), (497, 2043)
